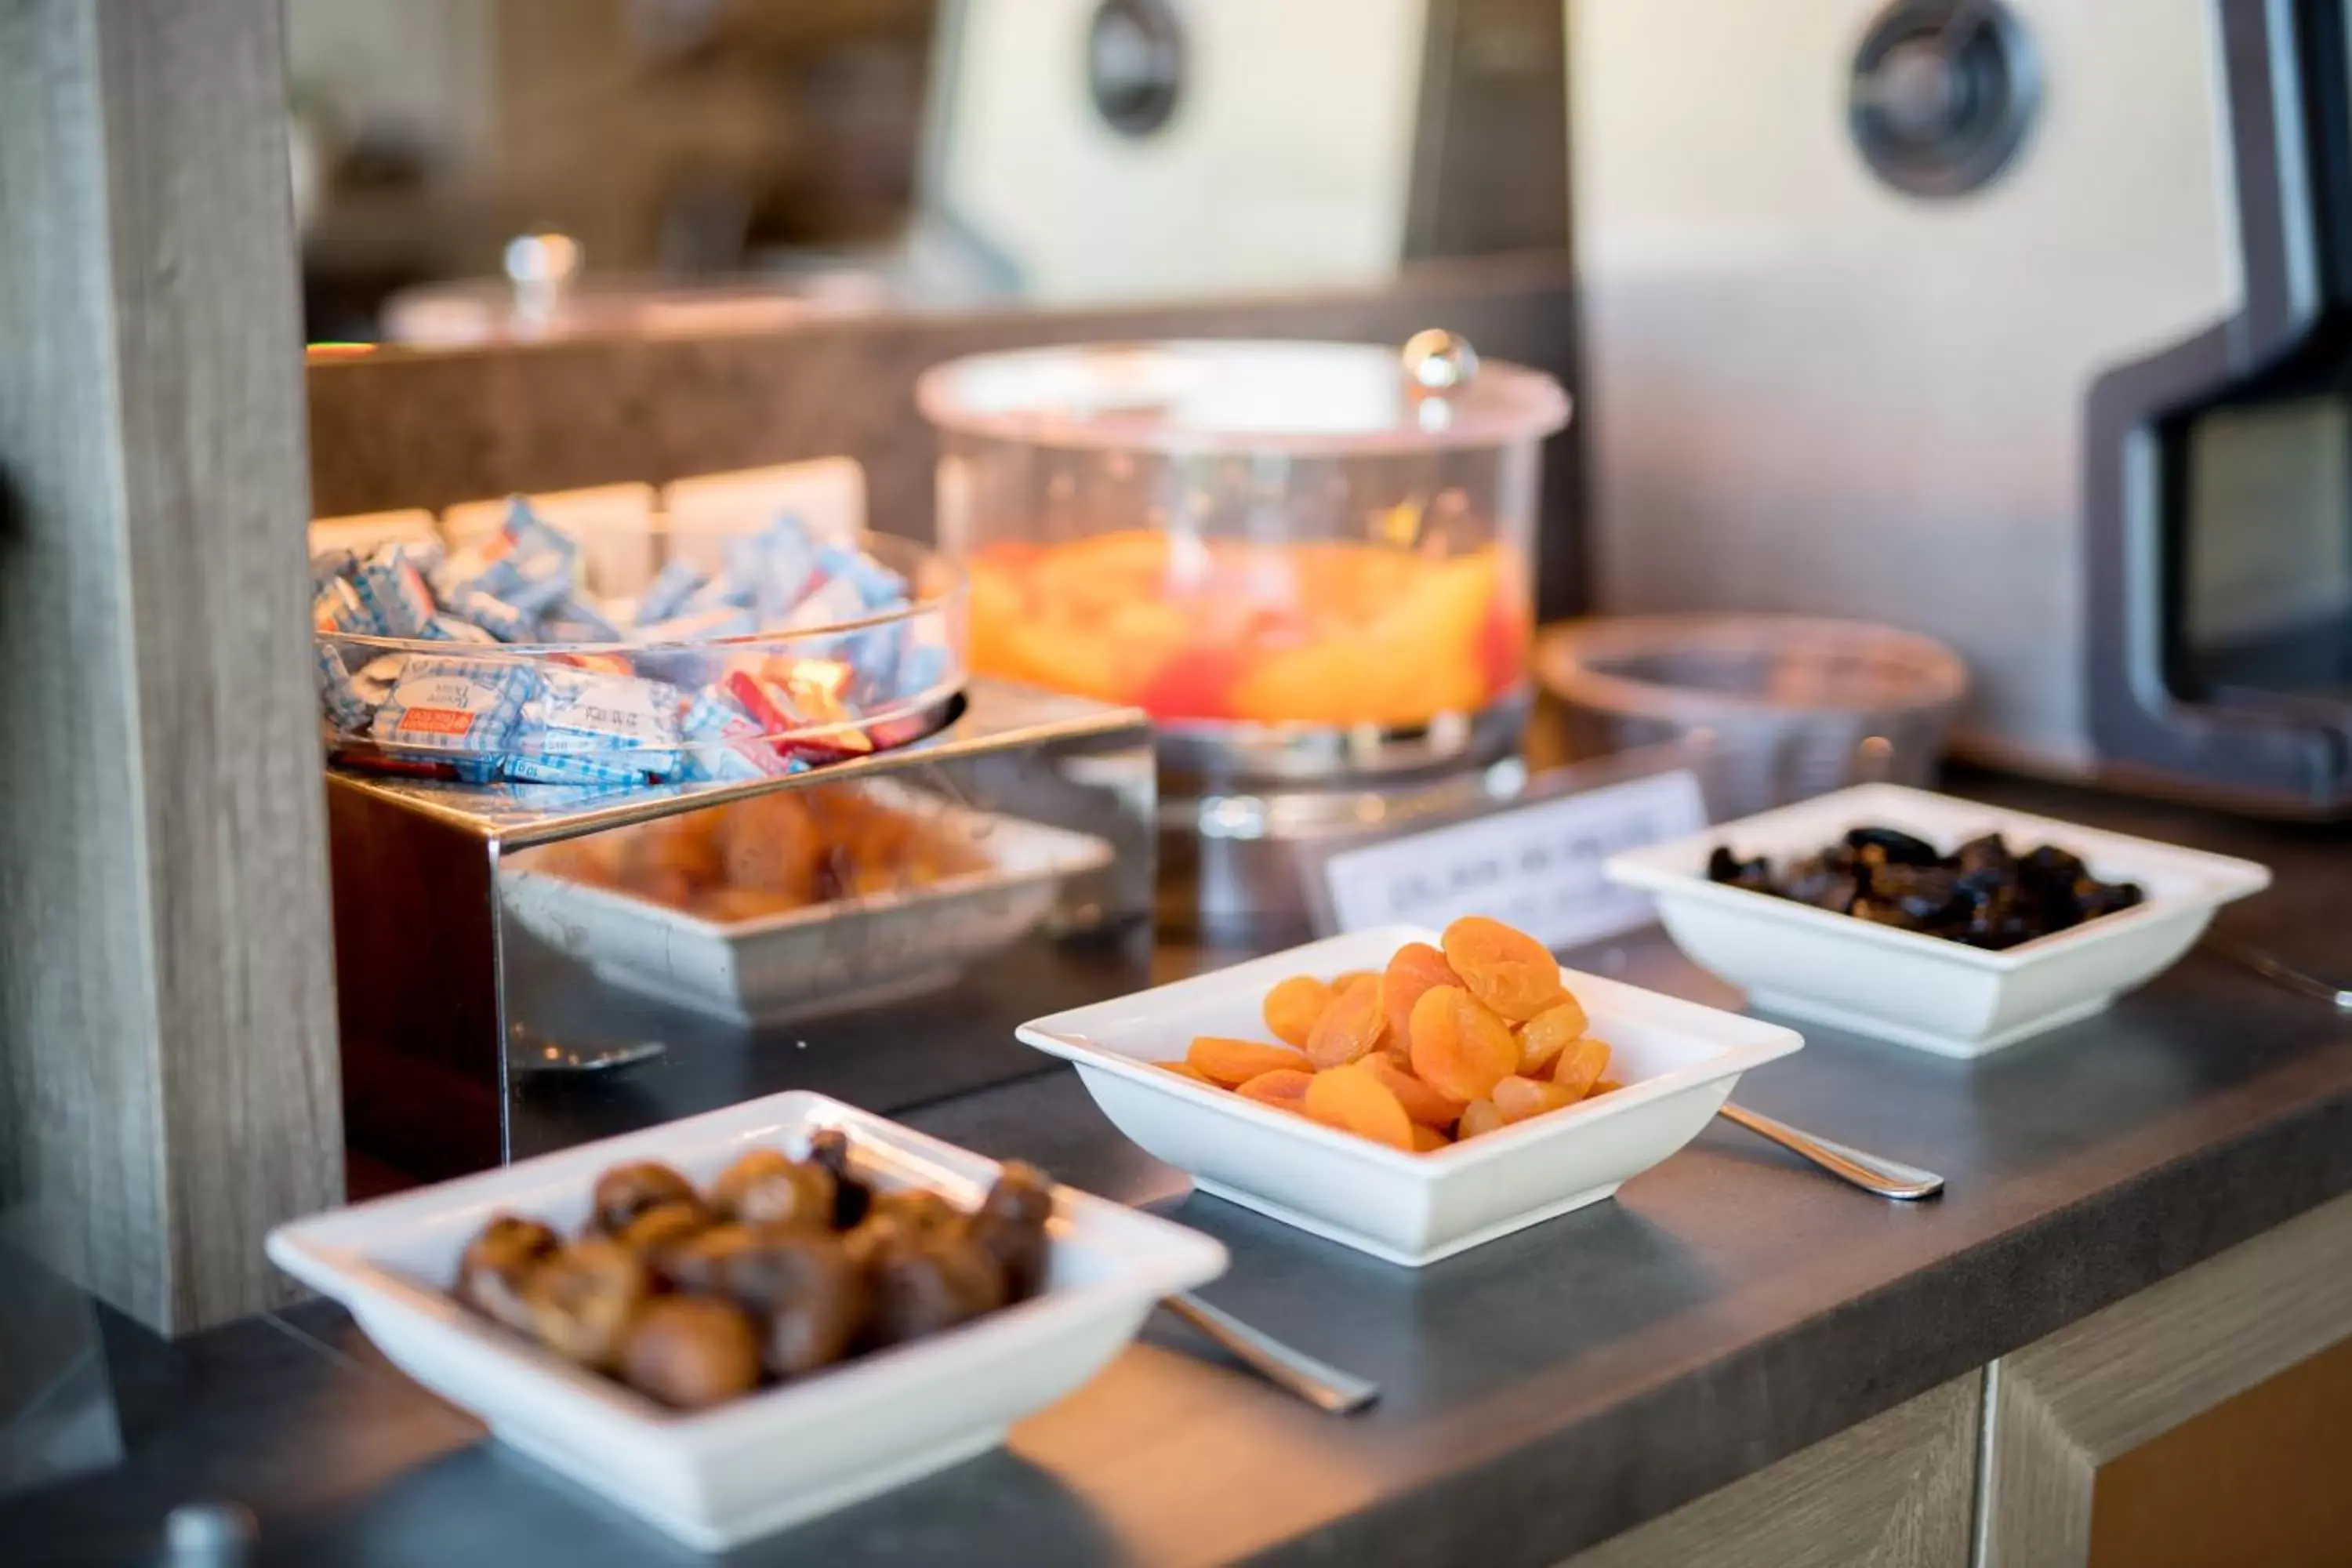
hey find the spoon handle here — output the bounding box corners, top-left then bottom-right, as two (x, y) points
(1162, 1294), (1381, 1416)
(1717, 1102), (1945, 1201)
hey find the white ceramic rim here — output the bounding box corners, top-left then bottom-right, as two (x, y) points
(1606, 783), (2274, 974)
(267, 1093), (1226, 1445)
(1014, 925), (1802, 1175)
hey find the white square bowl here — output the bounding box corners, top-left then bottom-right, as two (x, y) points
(1606, 783), (2273, 1059)
(266, 1093), (1225, 1551)
(1015, 927), (1802, 1267)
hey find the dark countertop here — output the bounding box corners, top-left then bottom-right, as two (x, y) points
(9, 771), (2352, 1567)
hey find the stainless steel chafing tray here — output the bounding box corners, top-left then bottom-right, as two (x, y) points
(327, 681), (1154, 1185)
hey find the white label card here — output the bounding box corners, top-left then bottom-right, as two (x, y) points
(1317, 770), (1708, 951)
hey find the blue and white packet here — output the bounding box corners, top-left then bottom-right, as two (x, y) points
(734, 514), (824, 626)
(464, 499), (578, 615)
(503, 750), (660, 787)
(423, 615), (497, 644)
(370, 655), (535, 753)
(310, 547), (359, 587)
(634, 558), (710, 625)
(539, 593), (623, 644)
(314, 577), (379, 637)
(441, 586), (535, 643)
(314, 644), (375, 731)
(529, 666), (684, 775)
(351, 545), (437, 639)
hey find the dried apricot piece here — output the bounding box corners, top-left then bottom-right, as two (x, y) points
(1409, 1123), (1452, 1153)
(1441, 916), (1567, 1022)
(1187, 1036), (1312, 1087)
(1361, 1052), (1467, 1129)
(1303, 1064), (1415, 1151)
(1457, 1099), (1507, 1141)
(1305, 975), (1388, 1069)
(1589, 1078), (1624, 1097)
(1407, 985), (1518, 1103)
(1261, 975), (1334, 1050)
(1156, 1060), (1212, 1083)
(1515, 996), (1589, 1076)
(1381, 942), (1460, 1047)
(1235, 1068), (1314, 1116)
(1551, 1036), (1613, 1101)
(1492, 1074), (1577, 1123)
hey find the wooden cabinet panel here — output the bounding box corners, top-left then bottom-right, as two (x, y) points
(1566, 1374), (1980, 1568)
(2086, 1333), (2352, 1568)
(1980, 1187), (2352, 1568)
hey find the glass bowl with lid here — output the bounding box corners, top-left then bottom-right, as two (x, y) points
(917, 335), (1570, 746)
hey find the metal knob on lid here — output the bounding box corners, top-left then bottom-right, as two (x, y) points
(1401, 329), (1480, 393)
(503, 230), (583, 335)
(1401, 330), (1480, 433)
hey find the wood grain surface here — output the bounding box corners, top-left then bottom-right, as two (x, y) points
(1566, 1374), (1981, 1568)
(1978, 1185), (2352, 1567)
(0, 0), (343, 1334)
(306, 252), (1589, 616)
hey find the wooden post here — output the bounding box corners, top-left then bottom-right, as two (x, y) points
(0, 0), (343, 1333)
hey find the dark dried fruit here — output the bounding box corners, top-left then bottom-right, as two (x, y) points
(1844, 826), (1941, 866)
(456, 1215), (561, 1334)
(713, 1154), (835, 1232)
(618, 1295), (762, 1410)
(525, 1238), (652, 1369)
(806, 1129), (873, 1229)
(589, 1162), (699, 1238)
(873, 1188), (960, 1238)
(613, 1200), (713, 1260)
(864, 1229), (1004, 1348)
(1707, 825), (2143, 951)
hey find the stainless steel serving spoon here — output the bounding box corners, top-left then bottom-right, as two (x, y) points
(1160, 1294), (1381, 1415)
(1715, 1102), (1946, 1200)
(2205, 938), (2352, 1011)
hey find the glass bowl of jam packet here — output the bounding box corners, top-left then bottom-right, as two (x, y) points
(312, 502), (966, 790)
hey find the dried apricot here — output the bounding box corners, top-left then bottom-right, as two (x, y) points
(1156, 1060), (1211, 1083)
(1409, 1123), (1452, 1153)
(1406, 985), (1518, 1103)
(1457, 1099), (1507, 1140)
(1305, 975), (1388, 1069)
(1589, 1078), (1624, 1097)
(1515, 996), (1591, 1076)
(1551, 1036), (1613, 1101)
(1330, 970), (1377, 991)
(1441, 916), (1567, 1022)
(1236, 1068), (1314, 1116)
(1381, 942), (1460, 1047)
(1492, 1074), (1577, 1123)
(1361, 1053), (1467, 1129)
(1187, 1036), (1312, 1087)
(1303, 1064), (1415, 1151)
(1261, 975), (1333, 1050)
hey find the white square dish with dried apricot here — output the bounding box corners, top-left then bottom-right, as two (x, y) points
(1018, 922), (1802, 1265)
